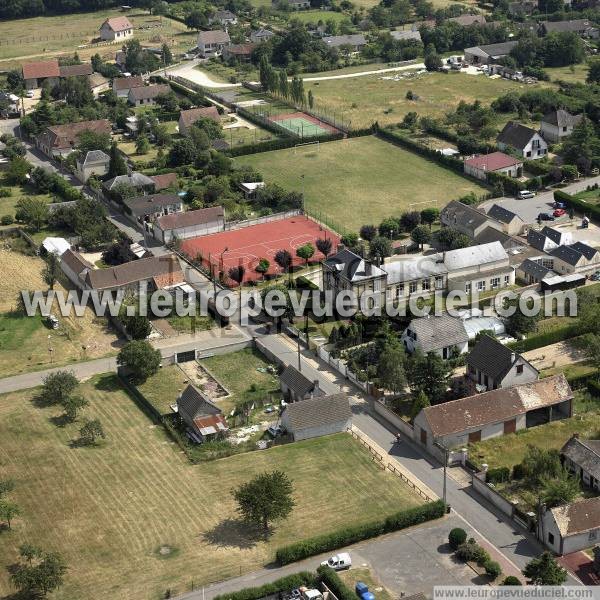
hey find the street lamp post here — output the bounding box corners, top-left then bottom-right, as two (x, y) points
(435, 441), (449, 512)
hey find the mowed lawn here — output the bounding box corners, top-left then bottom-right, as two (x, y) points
(306, 71), (550, 129)
(0, 375), (424, 600)
(237, 136), (487, 231)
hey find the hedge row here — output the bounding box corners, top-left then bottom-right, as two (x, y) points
(275, 500), (446, 565)
(507, 323), (579, 353)
(212, 572), (317, 600)
(317, 566), (355, 600)
(555, 189), (600, 222)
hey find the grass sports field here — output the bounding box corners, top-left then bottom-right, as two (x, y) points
(237, 136), (488, 232)
(0, 375), (424, 600)
(0, 9), (194, 67)
(305, 71), (551, 129)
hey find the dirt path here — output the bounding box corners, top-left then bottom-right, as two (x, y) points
(522, 339), (585, 372)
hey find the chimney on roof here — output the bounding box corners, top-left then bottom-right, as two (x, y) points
(313, 380), (320, 396)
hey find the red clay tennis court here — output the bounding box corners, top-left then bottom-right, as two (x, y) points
(180, 215), (340, 284)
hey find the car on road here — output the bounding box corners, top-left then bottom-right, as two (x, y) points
(518, 190), (535, 199)
(590, 271), (600, 281)
(321, 552), (352, 571)
(553, 208), (566, 217)
(538, 212), (555, 221)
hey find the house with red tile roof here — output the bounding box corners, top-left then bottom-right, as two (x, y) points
(36, 119), (112, 158)
(100, 16), (134, 41)
(22, 60), (60, 90)
(178, 106), (221, 136)
(150, 172), (178, 191)
(463, 151), (523, 181)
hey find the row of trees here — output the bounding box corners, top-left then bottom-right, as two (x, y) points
(259, 57), (308, 106)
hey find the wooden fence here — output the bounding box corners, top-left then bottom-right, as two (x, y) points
(347, 427), (435, 503)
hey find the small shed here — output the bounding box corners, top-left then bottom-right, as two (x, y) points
(281, 393), (352, 441)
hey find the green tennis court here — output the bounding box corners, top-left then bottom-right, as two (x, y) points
(268, 111), (339, 138)
(273, 117), (329, 137)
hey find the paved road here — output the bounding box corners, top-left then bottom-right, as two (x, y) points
(0, 325), (251, 394)
(177, 514), (511, 600)
(479, 175), (600, 225)
(256, 335), (580, 585)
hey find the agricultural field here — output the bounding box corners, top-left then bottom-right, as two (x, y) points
(237, 136), (488, 232)
(0, 9), (195, 69)
(0, 245), (120, 377)
(305, 71), (550, 129)
(0, 375), (424, 600)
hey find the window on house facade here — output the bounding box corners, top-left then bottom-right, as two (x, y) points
(516, 364), (524, 375)
(504, 275), (510, 285)
(422, 279), (430, 291)
(491, 277), (500, 289)
(435, 276), (443, 289)
(465, 282), (471, 293)
(409, 281), (418, 294)
(477, 280), (486, 291)
(548, 532), (554, 544)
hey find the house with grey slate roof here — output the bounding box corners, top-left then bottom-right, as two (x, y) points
(465, 335), (538, 391)
(464, 41), (518, 64)
(562, 434), (600, 491)
(401, 314), (469, 359)
(177, 384), (228, 442)
(550, 241), (600, 275)
(281, 393), (352, 441)
(279, 365), (325, 402)
(497, 121), (548, 160)
(540, 109), (583, 143)
(485, 204), (525, 235)
(527, 226), (572, 252)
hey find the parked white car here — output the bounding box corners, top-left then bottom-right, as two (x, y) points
(518, 190), (535, 199)
(320, 552), (352, 571)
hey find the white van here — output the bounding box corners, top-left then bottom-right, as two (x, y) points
(518, 190), (535, 199)
(321, 552), (352, 571)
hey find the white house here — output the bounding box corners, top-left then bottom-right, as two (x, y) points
(549, 241), (600, 275)
(463, 152), (523, 180)
(75, 150), (110, 183)
(465, 334), (539, 392)
(208, 10), (238, 26)
(540, 110), (583, 143)
(401, 314), (469, 359)
(99, 16), (134, 41)
(541, 497), (600, 555)
(497, 121), (548, 160)
(197, 30), (231, 58)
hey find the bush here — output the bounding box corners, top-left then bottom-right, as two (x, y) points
(0, 214), (14, 225)
(212, 572), (317, 600)
(501, 576), (522, 585)
(486, 467), (510, 484)
(512, 463), (525, 480)
(275, 500), (446, 565)
(448, 527), (467, 550)
(317, 566), (354, 600)
(484, 560), (502, 579)
(587, 380), (600, 398)
(473, 545), (490, 567)
(0, 187), (12, 197)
